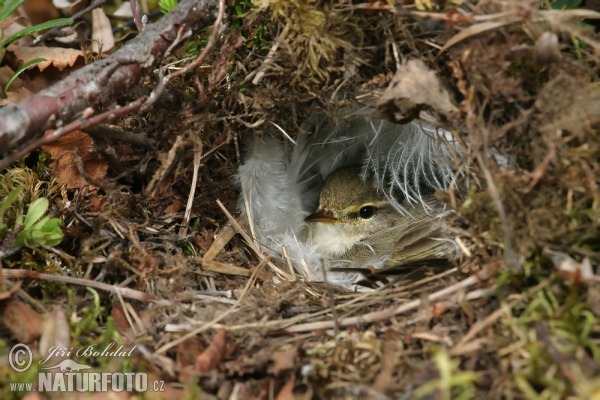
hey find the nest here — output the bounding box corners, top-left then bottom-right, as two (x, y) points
(1, 0), (599, 398)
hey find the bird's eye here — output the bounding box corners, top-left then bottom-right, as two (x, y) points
(358, 206), (376, 219)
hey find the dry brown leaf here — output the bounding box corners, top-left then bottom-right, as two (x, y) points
(0, 65), (21, 91)
(39, 307), (70, 358)
(1, 300), (44, 343)
(91, 8), (115, 54)
(7, 44), (84, 71)
(42, 130), (108, 189)
(23, 0), (61, 25)
(0, 87), (34, 106)
(267, 347), (297, 375)
(275, 375), (295, 400)
(1, 22), (33, 46)
(439, 21), (511, 54)
(111, 303), (132, 334)
(373, 59), (458, 123)
(0, 15), (21, 30)
(195, 329), (227, 372)
(176, 336), (204, 369)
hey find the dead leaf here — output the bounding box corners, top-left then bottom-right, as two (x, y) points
(42, 130), (108, 189)
(23, 0), (61, 25)
(111, 303), (132, 335)
(267, 347), (297, 375)
(0, 16), (22, 30)
(111, 2), (134, 20)
(195, 329), (227, 372)
(91, 8), (115, 54)
(543, 248), (593, 284)
(439, 21), (513, 54)
(39, 307), (70, 358)
(1, 22), (33, 46)
(275, 375), (295, 400)
(0, 66), (21, 92)
(373, 59), (458, 124)
(1, 300), (44, 343)
(0, 87), (34, 106)
(177, 336), (205, 369)
(7, 44), (84, 71)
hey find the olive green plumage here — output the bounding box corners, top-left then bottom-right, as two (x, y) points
(305, 164), (451, 268)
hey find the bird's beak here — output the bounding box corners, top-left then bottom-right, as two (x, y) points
(305, 210), (337, 224)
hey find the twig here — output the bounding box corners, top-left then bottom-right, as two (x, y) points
(0, 98), (146, 170)
(141, 0), (226, 111)
(451, 279), (550, 355)
(216, 199), (293, 281)
(476, 152), (518, 271)
(130, 0), (144, 32)
(248, 22), (290, 85)
(179, 143), (203, 237)
(320, 259), (339, 336)
(84, 124), (157, 148)
(35, 0), (109, 44)
(153, 255), (267, 355)
(0, 0), (220, 155)
(283, 266), (492, 333)
(2, 269), (177, 307)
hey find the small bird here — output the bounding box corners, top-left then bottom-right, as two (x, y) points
(237, 112), (460, 286)
(305, 164), (451, 269)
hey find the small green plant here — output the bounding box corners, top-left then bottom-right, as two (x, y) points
(231, 0), (256, 30)
(414, 347), (479, 400)
(159, 0), (178, 14)
(0, 188), (63, 249)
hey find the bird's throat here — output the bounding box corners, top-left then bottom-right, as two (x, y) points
(307, 222), (363, 257)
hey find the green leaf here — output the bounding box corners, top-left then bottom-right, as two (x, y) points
(23, 198), (48, 229)
(4, 58), (46, 94)
(0, 187), (21, 221)
(31, 215), (50, 231)
(158, 0), (177, 14)
(14, 216), (63, 247)
(29, 228), (47, 245)
(551, 0), (582, 9)
(0, 0), (26, 24)
(1, 17), (74, 47)
(43, 229), (63, 246)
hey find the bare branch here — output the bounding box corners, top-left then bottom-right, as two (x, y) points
(0, 0), (220, 157)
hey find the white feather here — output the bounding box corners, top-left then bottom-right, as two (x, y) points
(236, 111), (461, 288)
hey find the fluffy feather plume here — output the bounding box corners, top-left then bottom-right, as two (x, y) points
(236, 110), (461, 287)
